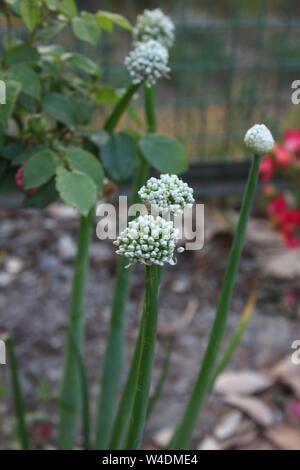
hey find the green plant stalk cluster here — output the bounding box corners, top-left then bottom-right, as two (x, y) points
(58, 211), (93, 449)
(125, 265), (162, 450)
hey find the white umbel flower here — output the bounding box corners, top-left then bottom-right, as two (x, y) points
(244, 124), (275, 155)
(133, 9), (175, 49)
(124, 39), (170, 87)
(138, 174), (194, 214)
(114, 215), (179, 267)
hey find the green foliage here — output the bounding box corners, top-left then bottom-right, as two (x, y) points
(20, 0), (40, 32)
(42, 93), (77, 129)
(23, 149), (59, 189)
(100, 132), (137, 182)
(65, 148), (104, 190)
(55, 167), (97, 216)
(4, 44), (39, 65)
(24, 180), (58, 208)
(9, 64), (41, 100)
(139, 134), (188, 175)
(0, 0), (136, 213)
(96, 10), (132, 32)
(0, 81), (22, 125)
(72, 13), (100, 45)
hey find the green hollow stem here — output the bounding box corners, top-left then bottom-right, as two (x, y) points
(3, 335), (29, 450)
(169, 155), (261, 450)
(125, 265), (162, 450)
(108, 316), (145, 449)
(210, 286), (256, 389)
(147, 342), (172, 419)
(70, 331), (91, 450)
(58, 211), (93, 450)
(104, 84), (140, 133)
(94, 86), (155, 449)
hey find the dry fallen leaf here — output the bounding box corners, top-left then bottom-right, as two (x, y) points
(152, 427), (173, 448)
(197, 436), (221, 450)
(265, 425), (300, 450)
(214, 370), (273, 395)
(263, 249), (300, 280)
(214, 411), (242, 440)
(271, 355), (300, 400)
(222, 394), (274, 427)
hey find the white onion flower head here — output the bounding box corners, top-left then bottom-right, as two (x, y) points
(124, 39), (170, 87)
(244, 124), (274, 155)
(133, 9), (175, 49)
(114, 215), (180, 267)
(138, 174), (195, 214)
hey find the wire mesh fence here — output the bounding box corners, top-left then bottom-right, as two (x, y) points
(97, 0), (300, 163)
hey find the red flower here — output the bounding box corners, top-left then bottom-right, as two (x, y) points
(260, 155), (274, 182)
(283, 130), (300, 159)
(273, 144), (292, 167)
(282, 228), (300, 248)
(267, 194), (288, 218)
(283, 209), (300, 229)
(15, 164), (37, 196)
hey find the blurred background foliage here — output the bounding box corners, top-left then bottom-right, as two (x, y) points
(3, 0), (300, 163)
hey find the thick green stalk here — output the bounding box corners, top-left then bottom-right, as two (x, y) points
(211, 286), (256, 389)
(3, 335), (29, 450)
(169, 155), (261, 449)
(58, 212), (93, 449)
(125, 265), (162, 450)
(94, 258), (133, 449)
(70, 331), (91, 450)
(144, 86), (157, 133)
(104, 84), (140, 133)
(147, 342), (172, 419)
(108, 319), (144, 449)
(94, 87), (155, 449)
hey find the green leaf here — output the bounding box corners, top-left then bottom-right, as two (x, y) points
(73, 99), (93, 126)
(139, 134), (188, 175)
(1, 143), (25, 161)
(65, 53), (101, 77)
(93, 86), (119, 105)
(0, 81), (21, 125)
(23, 149), (59, 189)
(96, 11), (132, 32)
(43, 93), (76, 129)
(24, 180), (58, 208)
(20, 0), (40, 32)
(58, 0), (78, 17)
(72, 14), (100, 45)
(65, 148), (104, 190)
(55, 166), (97, 216)
(100, 132), (137, 182)
(37, 19), (66, 41)
(4, 44), (39, 65)
(9, 64), (41, 100)
(12, 146), (45, 167)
